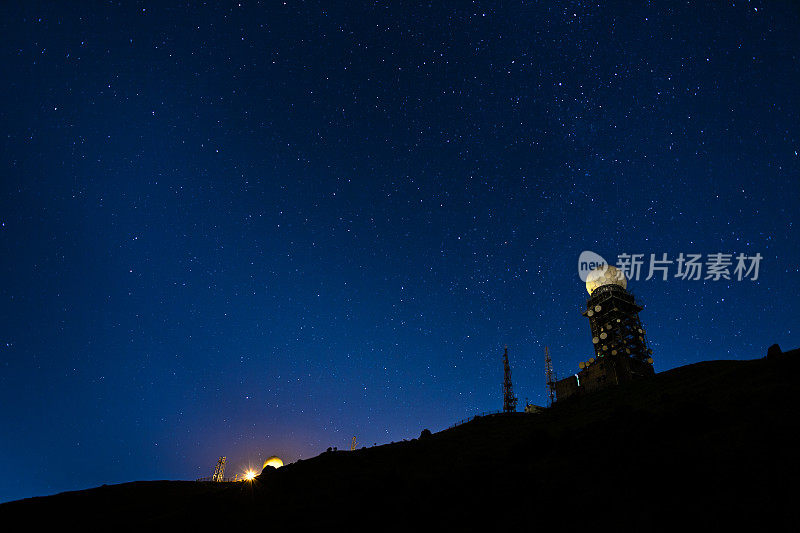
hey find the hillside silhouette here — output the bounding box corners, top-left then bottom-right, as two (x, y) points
(2, 350), (798, 530)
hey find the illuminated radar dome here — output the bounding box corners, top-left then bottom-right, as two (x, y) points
(263, 456), (283, 469)
(585, 265), (627, 294)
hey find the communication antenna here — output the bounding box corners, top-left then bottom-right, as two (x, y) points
(212, 456), (226, 482)
(351, 436), (357, 451)
(502, 346), (518, 413)
(545, 346), (557, 406)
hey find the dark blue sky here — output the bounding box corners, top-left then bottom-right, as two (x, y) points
(1, 1), (798, 502)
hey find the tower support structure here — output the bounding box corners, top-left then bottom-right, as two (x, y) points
(212, 456), (226, 482)
(584, 283), (653, 364)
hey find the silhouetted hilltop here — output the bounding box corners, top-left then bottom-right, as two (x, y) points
(3, 351), (798, 530)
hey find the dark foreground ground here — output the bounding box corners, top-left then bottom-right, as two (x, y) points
(3, 351), (799, 531)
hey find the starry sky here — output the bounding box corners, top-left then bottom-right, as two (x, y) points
(1, 1), (798, 503)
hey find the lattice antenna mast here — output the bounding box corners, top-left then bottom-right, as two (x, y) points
(544, 346), (557, 406)
(351, 436), (357, 451)
(502, 346), (518, 413)
(212, 456), (226, 482)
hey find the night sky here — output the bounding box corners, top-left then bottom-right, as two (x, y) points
(1, 1), (798, 503)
